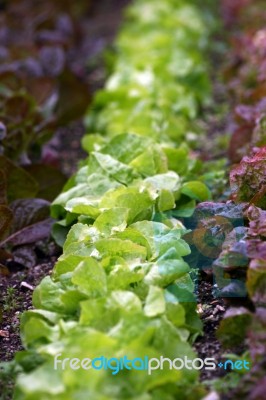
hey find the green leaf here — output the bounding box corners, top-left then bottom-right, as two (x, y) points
(144, 258), (190, 288)
(60, 290), (88, 314)
(89, 152), (137, 185)
(53, 254), (89, 278)
(16, 364), (64, 395)
(158, 256), (190, 280)
(115, 227), (152, 258)
(100, 186), (154, 224)
(181, 181), (211, 202)
(72, 258), (107, 297)
(144, 286), (165, 317)
(81, 134), (106, 153)
(32, 276), (65, 312)
(173, 196), (196, 218)
(129, 221), (190, 260)
(93, 207), (129, 236)
(163, 145), (189, 175)
(21, 315), (58, 346)
(63, 223), (99, 253)
(100, 133), (153, 164)
(165, 301), (186, 327)
(65, 196), (100, 218)
(109, 290), (143, 314)
(107, 262), (144, 290)
(96, 238), (147, 261)
(145, 172), (181, 200)
(157, 189), (175, 212)
(129, 145), (168, 177)
(130, 149), (158, 177)
(52, 220), (71, 247)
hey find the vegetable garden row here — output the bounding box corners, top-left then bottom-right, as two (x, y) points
(1, 0), (266, 399)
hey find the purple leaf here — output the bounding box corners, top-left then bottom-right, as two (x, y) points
(1, 218), (54, 246)
(13, 245), (37, 268)
(9, 198), (50, 234)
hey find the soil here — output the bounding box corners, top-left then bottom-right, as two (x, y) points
(0, 254), (57, 399)
(194, 278), (226, 381)
(194, 276), (246, 383)
(0, 258), (55, 362)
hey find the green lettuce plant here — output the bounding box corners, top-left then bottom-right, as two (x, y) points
(11, 0), (216, 398)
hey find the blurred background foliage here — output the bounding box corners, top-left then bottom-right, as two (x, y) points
(0, 0), (94, 266)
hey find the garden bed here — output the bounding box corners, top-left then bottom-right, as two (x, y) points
(1, 1), (266, 399)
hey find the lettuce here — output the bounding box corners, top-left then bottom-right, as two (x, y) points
(14, 0), (215, 398)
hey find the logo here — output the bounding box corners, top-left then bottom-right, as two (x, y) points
(54, 354), (250, 375)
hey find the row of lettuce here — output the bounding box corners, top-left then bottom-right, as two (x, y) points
(206, 1), (266, 398)
(181, 1), (266, 397)
(12, 0), (217, 399)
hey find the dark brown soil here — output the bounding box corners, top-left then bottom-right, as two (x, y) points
(194, 279), (226, 381)
(0, 250), (57, 400)
(0, 258), (55, 362)
(194, 277), (247, 386)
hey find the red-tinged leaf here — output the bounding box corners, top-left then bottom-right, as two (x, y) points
(0, 71), (22, 92)
(247, 259), (266, 305)
(245, 205), (266, 237)
(25, 76), (56, 106)
(0, 330), (9, 338)
(250, 377), (266, 400)
(55, 69), (90, 125)
(0, 170), (7, 205)
(0, 248), (12, 263)
(23, 164), (66, 201)
(0, 205), (13, 241)
(1, 218), (54, 247)
(0, 156), (38, 202)
(252, 113), (266, 149)
(0, 264), (10, 276)
(246, 240), (266, 260)
(217, 307), (253, 348)
(230, 147), (266, 208)
(228, 124), (253, 163)
(4, 94), (35, 124)
(235, 104), (256, 123)
(248, 307), (266, 361)
(250, 82), (266, 103)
